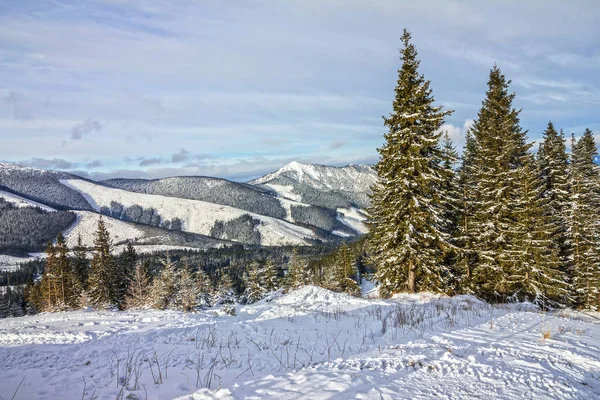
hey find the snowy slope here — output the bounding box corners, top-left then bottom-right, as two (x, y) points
(60, 179), (317, 246)
(1, 287), (599, 399)
(63, 211), (146, 248)
(0, 189), (56, 212)
(0, 162), (93, 210)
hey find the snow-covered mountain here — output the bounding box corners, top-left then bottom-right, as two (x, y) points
(250, 161), (376, 210)
(0, 161), (376, 252)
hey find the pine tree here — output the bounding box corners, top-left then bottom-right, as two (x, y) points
(455, 131), (479, 291)
(117, 241), (137, 306)
(538, 122), (571, 275)
(213, 270), (236, 305)
(40, 241), (58, 311)
(263, 258), (280, 293)
(468, 66), (530, 299)
(569, 129), (600, 309)
(328, 244), (361, 296)
(87, 217), (120, 309)
(439, 132), (462, 291)
(243, 262), (265, 303)
(55, 233), (81, 309)
(178, 264), (199, 312)
(124, 262), (151, 309)
(195, 267), (213, 307)
(284, 249), (309, 290)
(504, 154), (567, 306)
(367, 29), (453, 297)
(149, 254), (178, 310)
(72, 234), (89, 290)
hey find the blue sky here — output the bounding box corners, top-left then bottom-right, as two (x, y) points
(1, 0), (599, 181)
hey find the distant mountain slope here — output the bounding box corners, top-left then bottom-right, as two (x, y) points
(102, 176), (287, 220)
(61, 179), (319, 246)
(64, 211), (230, 250)
(0, 163), (93, 211)
(250, 161), (376, 210)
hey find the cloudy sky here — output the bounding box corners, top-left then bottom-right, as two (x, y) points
(1, 0), (599, 181)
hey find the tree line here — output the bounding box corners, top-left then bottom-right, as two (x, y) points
(20, 217), (360, 313)
(368, 30), (600, 309)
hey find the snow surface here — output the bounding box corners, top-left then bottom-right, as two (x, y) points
(0, 255), (39, 272)
(60, 179), (317, 246)
(1, 286), (599, 399)
(336, 207), (368, 234)
(0, 189), (56, 212)
(63, 211), (146, 248)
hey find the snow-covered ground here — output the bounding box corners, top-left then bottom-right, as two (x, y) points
(1, 286), (599, 399)
(0, 189), (56, 212)
(60, 179), (317, 246)
(0, 254), (40, 272)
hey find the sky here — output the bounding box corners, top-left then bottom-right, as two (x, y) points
(1, 0), (599, 181)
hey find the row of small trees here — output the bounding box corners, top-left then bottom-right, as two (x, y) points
(24, 217), (365, 313)
(368, 30), (600, 309)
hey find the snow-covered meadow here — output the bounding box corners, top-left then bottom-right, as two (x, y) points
(1, 286), (599, 399)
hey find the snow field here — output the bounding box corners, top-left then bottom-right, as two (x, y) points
(1, 286), (599, 399)
(0, 189), (56, 212)
(60, 179), (317, 246)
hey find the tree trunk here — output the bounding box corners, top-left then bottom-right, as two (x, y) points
(407, 260), (416, 293)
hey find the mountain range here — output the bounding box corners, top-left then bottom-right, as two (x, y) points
(0, 161), (375, 256)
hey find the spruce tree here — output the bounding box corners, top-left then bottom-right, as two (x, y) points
(328, 244), (361, 296)
(439, 132), (462, 291)
(538, 122), (571, 275)
(55, 233), (81, 309)
(117, 241), (137, 306)
(569, 129), (600, 309)
(213, 271), (236, 305)
(468, 66), (530, 299)
(149, 254), (178, 310)
(505, 154), (567, 306)
(178, 264), (199, 312)
(367, 29), (453, 297)
(87, 217), (120, 309)
(263, 259), (280, 293)
(284, 249), (309, 290)
(40, 241), (58, 311)
(124, 262), (151, 309)
(243, 262), (265, 303)
(195, 267), (213, 307)
(455, 131), (479, 291)
(72, 234), (89, 290)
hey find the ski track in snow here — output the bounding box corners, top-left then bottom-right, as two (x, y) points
(1, 286), (599, 399)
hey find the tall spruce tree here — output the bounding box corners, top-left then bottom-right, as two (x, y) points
(117, 242), (137, 306)
(40, 241), (58, 311)
(72, 234), (89, 290)
(569, 129), (600, 309)
(505, 154), (566, 306)
(468, 66), (530, 299)
(55, 233), (81, 309)
(367, 29), (453, 297)
(455, 130), (479, 291)
(439, 132), (462, 291)
(538, 122), (571, 275)
(87, 217), (120, 309)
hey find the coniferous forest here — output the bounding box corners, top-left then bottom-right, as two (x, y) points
(2, 30), (599, 319)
